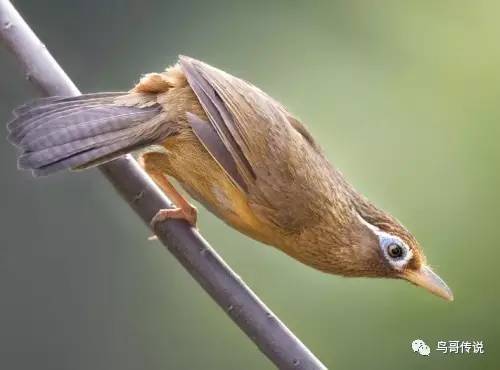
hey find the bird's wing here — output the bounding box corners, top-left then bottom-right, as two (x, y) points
(180, 56), (257, 190)
(180, 56), (331, 231)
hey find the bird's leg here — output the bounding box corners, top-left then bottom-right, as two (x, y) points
(139, 152), (198, 230)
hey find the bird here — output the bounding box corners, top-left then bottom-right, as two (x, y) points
(6, 55), (453, 301)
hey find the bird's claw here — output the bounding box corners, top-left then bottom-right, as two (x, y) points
(150, 206), (198, 230)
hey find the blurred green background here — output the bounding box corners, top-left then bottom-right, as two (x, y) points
(0, 0), (498, 369)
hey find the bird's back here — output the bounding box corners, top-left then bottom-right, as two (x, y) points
(179, 57), (339, 232)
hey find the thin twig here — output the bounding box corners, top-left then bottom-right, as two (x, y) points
(0, 1), (327, 369)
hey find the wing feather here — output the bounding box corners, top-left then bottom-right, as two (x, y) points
(187, 112), (247, 191)
(180, 56), (256, 189)
(180, 56), (329, 230)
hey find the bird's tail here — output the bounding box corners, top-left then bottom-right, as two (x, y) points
(7, 92), (168, 176)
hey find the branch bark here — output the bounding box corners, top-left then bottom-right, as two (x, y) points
(0, 1), (327, 369)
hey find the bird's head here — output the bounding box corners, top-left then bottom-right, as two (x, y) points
(336, 195), (454, 301)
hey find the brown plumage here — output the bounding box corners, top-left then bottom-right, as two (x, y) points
(7, 56), (453, 301)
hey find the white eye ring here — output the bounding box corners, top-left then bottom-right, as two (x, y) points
(357, 214), (413, 270)
(378, 233), (412, 270)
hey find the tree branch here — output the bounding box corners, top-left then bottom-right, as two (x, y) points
(0, 1), (327, 369)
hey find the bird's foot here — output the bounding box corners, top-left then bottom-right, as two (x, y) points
(150, 205), (198, 231)
(148, 206), (198, 241)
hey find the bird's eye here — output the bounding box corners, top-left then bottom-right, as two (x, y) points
(387, 243), (405, 259)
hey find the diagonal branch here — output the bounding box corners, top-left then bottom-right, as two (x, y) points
(0, 1), (327, 369)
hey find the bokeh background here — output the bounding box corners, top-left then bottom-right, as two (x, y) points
(0, 1), (498, 369)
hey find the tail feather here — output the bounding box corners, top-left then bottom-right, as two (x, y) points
(30, 135), (141, 177)
(11, 92), (124, 118)
(18, 108), (156, 150)
(8, 93), (126, 140)
(8, 93), (169, 176)
(18, 126), (139, 169)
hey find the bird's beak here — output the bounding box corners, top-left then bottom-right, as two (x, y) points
(402, 265), (454, 301)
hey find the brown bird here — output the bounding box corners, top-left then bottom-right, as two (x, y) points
(7, 56), (453, 301)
